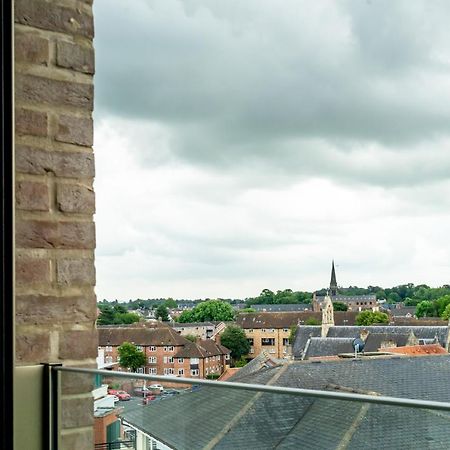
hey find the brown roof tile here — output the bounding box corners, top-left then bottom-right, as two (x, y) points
(175, 339), (230, 358)
(98, 325), (190, 347)
(236, 311), (358, 329)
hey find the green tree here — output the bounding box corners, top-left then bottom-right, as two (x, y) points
(289, 325), (298, 344)
(185, 334), (197, 342)
(155, 304), (169, 321)
(117, 342), (146, 372)
(435, 295), (450, 317)
(441, 304), (450, 320)
(178, 300), (234, 323)
(220, 326), (251, 363)
(164, 298), (177, 309)
(333, 302), (348, 311)
(416, 300), (436, 318)
(177, 310), (194, 323)
(355, 311), (389, 326)
(97, 304), (140, 325)
(235, 357), (248, 368)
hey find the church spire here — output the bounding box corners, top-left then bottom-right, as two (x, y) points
(330, 260), (337, 296)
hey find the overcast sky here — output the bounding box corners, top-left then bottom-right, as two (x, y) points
(93, 0), (450, 301)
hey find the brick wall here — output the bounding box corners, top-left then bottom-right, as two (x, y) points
(14, 0), (97, 447)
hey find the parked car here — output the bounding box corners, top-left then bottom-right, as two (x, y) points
(149, 384), (164, 392)
(112, 395), (119, 403)
(115, 390), (131, 401)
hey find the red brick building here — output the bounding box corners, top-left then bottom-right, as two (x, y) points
(98, 324), (230, 379)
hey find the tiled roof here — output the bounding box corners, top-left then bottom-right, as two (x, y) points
(121, 355), (450, 449)
(382, 344), (447, 356)
(98, 325), (191, 346)
(235, 311), (358, 329)
(175, 340), (230, 358)
(172, 322), (215, 328)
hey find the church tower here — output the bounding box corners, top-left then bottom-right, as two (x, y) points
(330, 260), (337, 297)
(321, 294), (335, 337)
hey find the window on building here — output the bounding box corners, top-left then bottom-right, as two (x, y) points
(261, 338), (275, 346)
(247, 338), (254, 345)
(148, 368), (157, 374)
(250, 347), (254, 354)
(262, 328), (266, 332)
(168, 356), (174, 363)
(136, 345), (143, 351)
(178, 368), (184, 376)
(178, 357), (184, 363)
(248, 329), (253, 333)
(283, 328), (289, 333)
(105, 345), (112, 352)
(283, 338), (289, 346)
(148, 356), (157, 364)
(150, 346), (156, 352)
(191, 369), (199, 376)
(136, 367), (144, 373)
(164, 368), (174, 375)
(164, 346), (174, 352)
(268, 328), (274, 333)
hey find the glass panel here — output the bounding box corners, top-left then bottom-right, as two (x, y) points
(59, 369), (450, 450)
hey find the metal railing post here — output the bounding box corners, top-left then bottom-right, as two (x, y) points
(42, 363), (62, 450)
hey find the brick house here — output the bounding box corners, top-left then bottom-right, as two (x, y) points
(173, 340), (230, 378)
(98, 325), (229, 379)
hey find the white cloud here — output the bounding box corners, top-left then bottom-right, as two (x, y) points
(93, 1), (450, 300)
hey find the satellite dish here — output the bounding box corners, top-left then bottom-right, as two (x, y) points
(352, 338), (365, 355)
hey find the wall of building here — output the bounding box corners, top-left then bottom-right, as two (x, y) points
(245, 328), (291, 359)
(14, 1), (97, 448)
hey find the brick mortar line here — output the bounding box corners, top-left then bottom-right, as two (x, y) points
(16, 210), (94, 221)
(15, 102), (94, 120)
(15, 173), (94, 186)
(15, 22), (93, 41)
(16, 135), (94, 152)
(15, 62), (93, 84)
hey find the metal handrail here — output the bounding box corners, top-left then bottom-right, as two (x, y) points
(55, 366), (450, 412)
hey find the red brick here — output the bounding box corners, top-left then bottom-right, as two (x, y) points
(56, 115), (93, 147)
(57, 258), (95, 286)
(14, 0), (94, 38)
(14, 32), (49, 65)
(57, 183), (95, 214)
(57, 40), (94, 74)
(15, 257), (51, 286)
(15, 146), (95, 178)
(16, 220), (95, 249)
(59, 329), (98, 360)
(16, 74), (93, 110)
(61, 397), (94, 428)
(16, 294), (97, 326)
(15, 108), (48, 136)
(16, 180), (49, 211)
(15, 331), (51, 364)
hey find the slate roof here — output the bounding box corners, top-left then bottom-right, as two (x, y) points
(326, 325), (449, 347)
(121, 355), (450, 450)
(304, 337), (354, 359)
(175, 340), (229, 358)
(236, 312), (321, 329)
(316, 294), (377, 303)
(98, 326), (191, 346)
(292, 326), (321, 359)
(363, 332), (411, 351)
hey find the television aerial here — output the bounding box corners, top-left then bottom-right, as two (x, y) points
(352, 338), (365, 359)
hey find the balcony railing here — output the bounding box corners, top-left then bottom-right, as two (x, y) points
(43, 365), (450, 450)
